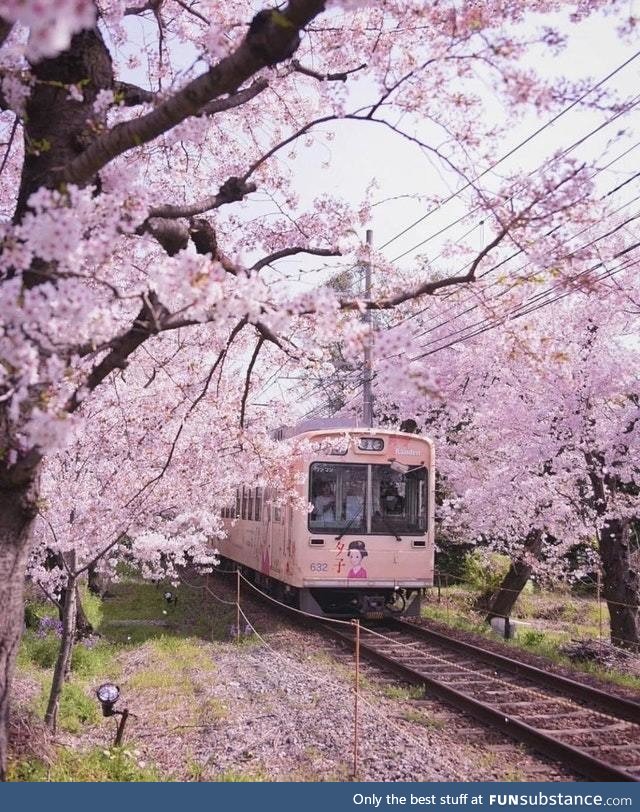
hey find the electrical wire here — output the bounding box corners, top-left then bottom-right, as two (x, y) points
(377, 49), (640, 254)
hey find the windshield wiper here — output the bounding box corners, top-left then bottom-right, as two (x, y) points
(375, 511), (402, 542)
(335, 504), (364, 540)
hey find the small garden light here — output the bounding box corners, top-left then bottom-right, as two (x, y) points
(96, 682), (130, 746)
(96, 682), (120, 716)
(164, 590), (177, 606)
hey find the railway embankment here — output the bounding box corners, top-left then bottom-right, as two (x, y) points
(9, 573), (590, 782)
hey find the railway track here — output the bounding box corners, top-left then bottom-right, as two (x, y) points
(320, 617), (640, 782)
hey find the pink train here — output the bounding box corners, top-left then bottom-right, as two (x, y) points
(219, 421), (435, 618)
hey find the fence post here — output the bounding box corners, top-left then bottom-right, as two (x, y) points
(236, 568), (241, 644)
(352, 619), (360, 780)
(437, 571), (441, 604)
(597, 570), (603, 642)
(445, 573), (450, 622)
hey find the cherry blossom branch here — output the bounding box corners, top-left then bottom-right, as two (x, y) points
(241, 113), (338, 182)
(172, 0), (209, 25)
(123, 0), (164, 15)
(0, 117), (18, 177)
(251, 246), (341, 271)
(199, 77), (268, 116)
(38, 582), (63, 611)
(239, 336), (265, 429)
(114, 81), (157, 106)
(147, 176), (257, 220)
(66, 292), (170, 412)
(61, 1), (327, 186)
(291, 59), (367, 82)
(74, 532), (128, 578)
(125, 319), (247, 505)
(334, 225), (512, 313)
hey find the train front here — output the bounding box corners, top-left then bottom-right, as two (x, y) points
(294, 429), (435, 619)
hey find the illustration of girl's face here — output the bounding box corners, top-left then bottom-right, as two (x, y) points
(348, 549), (363, 567)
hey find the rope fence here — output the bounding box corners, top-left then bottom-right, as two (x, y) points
(89, 564), (639, 779)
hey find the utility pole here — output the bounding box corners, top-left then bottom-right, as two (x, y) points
(362, 228), (374, 427)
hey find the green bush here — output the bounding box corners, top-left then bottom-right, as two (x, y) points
(435, 538), (475, 580)
(462, 551), (512, 593)
(519, 629), (546, 648)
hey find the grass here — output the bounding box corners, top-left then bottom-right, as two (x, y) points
(214, 768), (269, 782)
(382, 684), (425, 700)
(128, 635), (216, 693)
(14, 579), (236, 782)
(99, 579), (233, 645)
(8, 746), (161, 782)
(18, 629), (119, 680)
(34, 682), (100, 734)
(400, 708), (446, 729)
(422, 586), (640, 691)
(200, 697), (228, 724)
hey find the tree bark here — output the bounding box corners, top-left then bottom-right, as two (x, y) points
(599, 518), (640, 651)
(0, 482), (38, 781)
(586, 452), (640, 651)
(44, 562), (77, 731)
(484, 530), (544, 622)
(74, 586), (93, 639)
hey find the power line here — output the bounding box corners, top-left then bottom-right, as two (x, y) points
(389, 139), (640, 339)
(377, 49), (640, 255)
(411, 193), (640, 347)
(411, 248), (640, 361)
(387, 94), (640, 265)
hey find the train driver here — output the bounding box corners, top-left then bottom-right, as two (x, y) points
(313, 482), (336, 522)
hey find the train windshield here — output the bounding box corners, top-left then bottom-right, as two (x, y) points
(309, 462), (427, 536)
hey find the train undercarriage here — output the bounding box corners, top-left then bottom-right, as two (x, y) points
(229, 559), (422, 619)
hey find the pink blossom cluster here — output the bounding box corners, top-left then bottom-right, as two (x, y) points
(0, 0), (96, 59)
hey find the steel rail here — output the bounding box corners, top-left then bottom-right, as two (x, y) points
(389, 618), (640, 725)
(320, 621), (640, 782)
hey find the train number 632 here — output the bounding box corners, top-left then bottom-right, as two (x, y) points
(310, 562), (328, 572)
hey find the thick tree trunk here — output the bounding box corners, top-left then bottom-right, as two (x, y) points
(0, 27), (114, 776)
(484, 530), (544, 623)
(45, 562), (77, 731)
(599, 519), (640, 651)
(0, 482), (38, 782)
(586, 453), (640, 651)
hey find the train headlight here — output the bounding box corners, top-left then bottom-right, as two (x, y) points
(358, 437), (384, 451)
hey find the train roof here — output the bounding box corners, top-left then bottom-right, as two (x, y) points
(272, 418), (432, 445)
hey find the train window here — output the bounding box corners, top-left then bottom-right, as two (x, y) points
(263, 487), (271, 522)
(309, 462), (427, 536)
(309, 463), (366, 533)
(371, 464), (427, 535)
(248, 488), (254, 521)
(274, 491), (282, 523)
(254, 487), (262, 521)
(241, 487), (247, 520)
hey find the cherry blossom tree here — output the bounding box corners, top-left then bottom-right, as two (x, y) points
(0, 0), (635, 777)
(373, 269), (639, 647)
